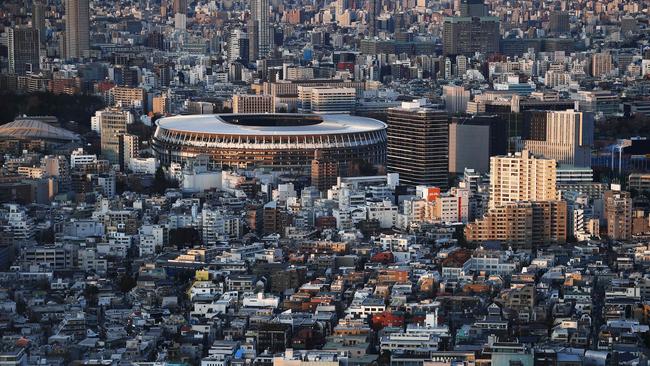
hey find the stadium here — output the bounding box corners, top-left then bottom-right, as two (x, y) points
(152, 114), (387, 171)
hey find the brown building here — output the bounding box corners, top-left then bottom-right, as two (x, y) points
(311, 150), (338, 192)
(465, 201), (567, 248)
(604, 189), (632, 240)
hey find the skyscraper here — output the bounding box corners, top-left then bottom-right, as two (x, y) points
(249, 0), (272, 59)
(489, 150), (557, 209)
(8, 27), (40, 75)
(522, 109), (594, 168)
(387, 100), (449, 189)
(64, 0), (90, 60)
(32, 1), (46, 45)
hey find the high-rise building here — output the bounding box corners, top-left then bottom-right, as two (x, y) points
(489, 150), (557, 209)
(98, 109), (131, 165)
(232, 94), (274, 113)
(367, 0), (382, 36)
(591, 52), (613, 78)
(442, 16), (500, 56)
(465, 201), (567, 248)
(449, 120), (490, 173)
(249, 0), (272, 60)
(64, 0), (90, 60)
(7, 27), (40, 75)
(442, 85), (470, 114)
(32, 1), (47, 45)
(311, 150), (339, 192)
(604, 188), (632, 241)
(460, 0), (488, 17)
(521, 109), (594, 168)
(387, 100), (449, 188)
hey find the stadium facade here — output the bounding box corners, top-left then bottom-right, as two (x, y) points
(152, 113), (387, 172)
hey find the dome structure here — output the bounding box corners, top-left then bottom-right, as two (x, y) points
(0, 119), (80, 143)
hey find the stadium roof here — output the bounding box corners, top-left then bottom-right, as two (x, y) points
(0, 119), (80, 142)
(156, 114), (387, 136)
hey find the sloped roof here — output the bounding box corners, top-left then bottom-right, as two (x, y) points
(0, 119), (80, 142)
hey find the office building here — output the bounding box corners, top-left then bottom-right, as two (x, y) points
(489, 150), (557, 209)
(64, 0), (90, 60)
(522, 109), (594, 168)
(442, 16), (500, 56)
(233, 94), (274, 114)
(387, 100), (449, 188)
(465, 200), (567, 248)
(98, 109), (131, 165)
(443, 85), (470, 114)
(7, 27), (40, 75)
(298, 86), (356, 114)
(604, 188), (632, 241)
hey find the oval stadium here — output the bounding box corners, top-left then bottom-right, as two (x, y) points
(152, 114), (387, 171)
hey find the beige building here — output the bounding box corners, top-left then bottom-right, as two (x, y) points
(152, 96), (169, 115)
(465, 200), (567, 248)
(232, 94), (274, 113)
(522, 109), (594, 168)
(489, 150), (557, 209)
(604, 188), (632, 240)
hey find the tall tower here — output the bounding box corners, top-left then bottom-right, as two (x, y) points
(367, 0), (381, 36)
(249, 0), (272, 59)
(32, 1), (46, 45)
(387, 100), (449, 188)
(64, 0), (89, 60)
(8, 27), (40, 75)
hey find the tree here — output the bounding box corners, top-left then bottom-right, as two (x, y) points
(118, 274), (137, 293)
(152, 166), (177, 194)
